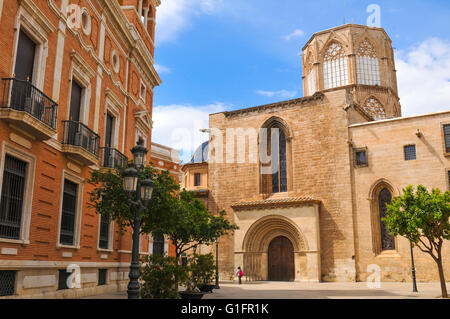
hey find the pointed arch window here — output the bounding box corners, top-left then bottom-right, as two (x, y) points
(323, 42), (348, 89)
(363, 97), (386, 121)
(378, 188), (395, 250)
(305, 54), (316, 96)
(356, 40), (381, 86)
(260, 121), (289, 195)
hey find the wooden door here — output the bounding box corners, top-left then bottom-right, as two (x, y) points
(69, 81), (82, 122)
(268, 236), (294, 281)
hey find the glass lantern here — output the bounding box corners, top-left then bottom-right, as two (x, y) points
(122, 167), (138, 193)
(131, 140), (148, 170)
(140, 179), (154, 202)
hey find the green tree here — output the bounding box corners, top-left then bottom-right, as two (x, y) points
(88, 165), (179, 234)
(384, 185), (450, 298)
(142, 190), (238, 259)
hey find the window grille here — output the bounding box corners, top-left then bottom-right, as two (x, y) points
(323, 42), (348, 89)
(356, 40), (381, 86)
(355, 149), (368, 167)
(0, 271), (16, 296)
(60, 180), (78, 245)
(444, 125), (450, 153)
(99, 214), (110, 249)
(0, 155), (27, 240)
(98, 269), (107, 286)
(404, 145), (416, 161)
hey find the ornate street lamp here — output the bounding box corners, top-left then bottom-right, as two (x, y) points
(215, 237), (220, 289)
(410, 241), (418, 293)
(122, 140), (154, 299)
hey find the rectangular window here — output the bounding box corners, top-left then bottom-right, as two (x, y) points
(59, 180), (78, 246)
(98, 269), (107, 286)
(98, 214), (110, 249)
(152, 232), (165, 256)
(444, 124), (450, 153)
(354, 149), (368, 167)
(58, 269), (70, 290)
(0, 155), (27, 240)
(194, 173), (201, 186)
(0, 271), (16, 296)
(404, 145), (416, 161)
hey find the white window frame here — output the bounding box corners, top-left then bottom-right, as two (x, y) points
(68, 52), (96, 125)
(56, 170), (84, 250)
(97, 215), (114, 252)
(357, 56), (381, 86)
(104, 91), (123, 149)
(0, 142), (36, 245)
(10, 1), (56, 90)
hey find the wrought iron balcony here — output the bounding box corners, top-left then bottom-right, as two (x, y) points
(0, 78), (57, 140)
(100, 147), (128, 168)
(62, 120), (100, 166)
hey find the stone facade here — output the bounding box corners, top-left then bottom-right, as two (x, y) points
(0, 0), (161, 298)
(182, 24), (450, 283)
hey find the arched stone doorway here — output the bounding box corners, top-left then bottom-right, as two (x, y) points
(268, 236), (295, 281)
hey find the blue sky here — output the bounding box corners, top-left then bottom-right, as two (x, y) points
(151, 0), (450, 162)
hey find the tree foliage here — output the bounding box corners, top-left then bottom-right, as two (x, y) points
(384, 185), (450, 298)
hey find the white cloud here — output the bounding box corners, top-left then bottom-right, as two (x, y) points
(154, 64), (171, 74)
(257, 89), (298, 99)
(283, 29), (305, 41)
(152, 103), (229, 163)
(396, 38), (450, 116)
(155, 0), (224, 44)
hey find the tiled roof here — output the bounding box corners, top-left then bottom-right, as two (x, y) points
(231, 197), (320, 211)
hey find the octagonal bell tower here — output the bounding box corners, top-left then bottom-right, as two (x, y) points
(302, 24), (401, 122)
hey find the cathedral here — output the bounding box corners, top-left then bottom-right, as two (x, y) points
(182, 24), (450, 283)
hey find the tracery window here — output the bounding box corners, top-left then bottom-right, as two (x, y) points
(362, 97), (386, 121)
(323, 42), (348, 89)
(305, 54), (316, 95)
(271, 129), (287, 193)
(378, 188), (395, 250)
(356, 40), (381, 86)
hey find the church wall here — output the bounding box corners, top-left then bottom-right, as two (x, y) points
(208, 89), (358, 282)
(349, 111), (450, 282)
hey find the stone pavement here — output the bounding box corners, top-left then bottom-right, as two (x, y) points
(82, 281), (449, 299)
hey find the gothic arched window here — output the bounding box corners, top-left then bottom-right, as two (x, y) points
(356, 40), (381, 86)
(323, 42), (348, 89)
(363, 97), (386, 120)
(378, 188), (395, 250)
(260, 120), (289, 195)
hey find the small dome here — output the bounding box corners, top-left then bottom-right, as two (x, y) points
(189, 141), (209, 164)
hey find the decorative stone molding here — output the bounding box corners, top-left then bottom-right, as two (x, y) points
(231, 197), (320, 211)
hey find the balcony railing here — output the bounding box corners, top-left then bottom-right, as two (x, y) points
(1, 78), (57, 129)
(100, 147), (128, 168)
(62, 120), (100, 157)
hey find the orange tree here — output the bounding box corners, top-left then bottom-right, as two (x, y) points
(384, 185), (450, 298)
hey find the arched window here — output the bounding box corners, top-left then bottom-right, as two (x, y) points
(378, 188), (395, 250)
(260, 121), (288, 194)
(363, 97), (386, 120)
(323, 42), (348, 89)
(356, 40), (380, 86)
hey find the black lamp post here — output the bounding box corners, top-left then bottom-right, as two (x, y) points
(122, 140), (154, 299)
(410, 241), (418, 293)
(215, 238), (220, 289)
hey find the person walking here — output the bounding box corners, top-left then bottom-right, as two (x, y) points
(236, 266), (243, 285)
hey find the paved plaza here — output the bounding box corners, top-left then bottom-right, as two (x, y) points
(83, 281), (449, 299)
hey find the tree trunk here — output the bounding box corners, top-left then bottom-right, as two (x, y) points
(435, 256), (448, 298)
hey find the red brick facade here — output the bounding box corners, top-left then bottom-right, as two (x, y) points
(0, 0), (162, 298)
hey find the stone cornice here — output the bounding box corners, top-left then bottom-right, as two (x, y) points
(222, 92), (325, 118)
(231, 197), (320, 211)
